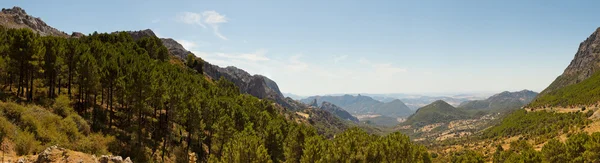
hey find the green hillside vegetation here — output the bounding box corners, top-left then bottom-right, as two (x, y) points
(459, 90), (538, 112)
(0, 98), (114, 155)
(528, 70), (600, 108)
(403, 100), (468, 127)
(0, 27), (431, 162)
(481, 109), (590, 143)
(360, 115), (401, 127)
(448, 132), (600, 163)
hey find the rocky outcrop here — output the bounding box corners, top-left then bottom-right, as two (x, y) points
(540, 27), (600, 95)
(203, 64), (302, 110)
(310, 99), (319, 107)
(99, 155), (132, 163)
(125, 29), (157, 41)
(0, 6), (68, 37)
(319, 102), (359, 123)
(32, 145), (129, 163)
(160, 38), (192, 59)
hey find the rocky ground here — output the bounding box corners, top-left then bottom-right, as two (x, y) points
(1, 145), (131, 163)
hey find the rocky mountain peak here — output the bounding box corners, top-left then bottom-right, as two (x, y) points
(563, 27), (600, 76)
(160, 38), (192, 60)
(1, 6), (27, 15)
(0, 6), (68, 37)
(540, 27), (600, 95)
(125, 29), (157, 40)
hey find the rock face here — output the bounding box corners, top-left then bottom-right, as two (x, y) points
(160, 38), (192, 59)
(459, 90), (538, 111)
(203, 65), (303, 110)
(319, 101), (359, 123)
(0, 6), (68, 37)
(310, 99), (319, 107)
(540, 27), (600, 95)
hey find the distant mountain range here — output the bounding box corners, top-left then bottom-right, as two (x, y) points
(301, 94), (414, 118)
(284, 93), (306, 100)
(459, 90), (538, 111)
(402, 90), (537, 128)
(361, 93), (490, 110)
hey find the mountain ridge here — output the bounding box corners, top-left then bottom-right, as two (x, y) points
(301, 94), (414, 117)
(319, 101), (359, 123)
(459, 90), (538, 111)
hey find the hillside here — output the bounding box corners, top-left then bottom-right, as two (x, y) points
(301, 94), (413, 117)
(403, 100), (468, 127)
(126, 29), (307, 111)
(0, 6), (433, 162)
(529, 27), (600, 108)
(459, 90), (538, 111)
(318, 101), (359, 123)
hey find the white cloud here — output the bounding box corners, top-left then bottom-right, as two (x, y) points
(177, 12), (206, 28)
(176, 11), (228, 40)
(203, 11), (228, 40)
(202, 11), (228, 24)
(286, 54), (309, 71)
(216, 49), (270, 61)
(178, 39), (197, 51)
(359, 58), (407, 75)
(334, 55), (348, 63)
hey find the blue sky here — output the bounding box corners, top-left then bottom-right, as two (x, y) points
(4, 0), (600, 96)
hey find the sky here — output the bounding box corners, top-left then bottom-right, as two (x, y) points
(4, 0), (600, 96)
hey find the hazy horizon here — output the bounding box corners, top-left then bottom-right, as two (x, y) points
(6, 0), (600, 95)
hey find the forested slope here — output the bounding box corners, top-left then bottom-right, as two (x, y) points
(0, 26), (431, 162)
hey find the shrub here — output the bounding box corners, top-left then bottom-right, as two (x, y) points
(75, 133), (115, 155)
(52, 95), (74, 118)
(14, 130), (41, 155)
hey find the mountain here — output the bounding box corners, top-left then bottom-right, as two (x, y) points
(0, 6), (68, 37)
(301, 94), (413, 117)
(361, 93), (490, 110)
(459, 90), (538, 111)
(283, 93), (305, 100)
(124, 29), (306, 111)
(529, 27), (600, 108)
(403, 100), (468, 127)
(400, 96), (476, 110)
(374, 99), (412, 117)
(319, 102), (359, 123)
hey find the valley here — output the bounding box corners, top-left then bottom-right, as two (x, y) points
(1, 2), (600, 163)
